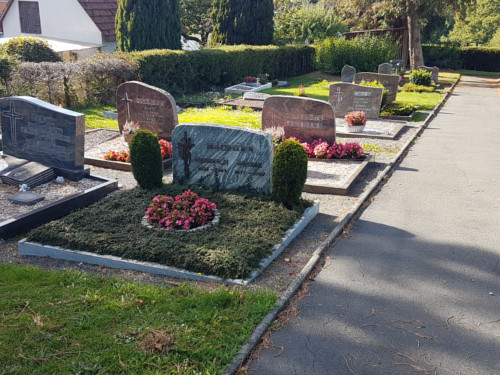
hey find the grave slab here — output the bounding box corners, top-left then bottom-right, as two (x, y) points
(117, 81), (178, 141)
(8, 192), (45, 205)
(328, 83), (383, 119)
(172, 123), (273, 194)
(262, 96), (336, 143)
(1, 161), (55, 188)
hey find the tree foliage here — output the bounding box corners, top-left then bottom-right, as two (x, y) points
(274, 2), (347, 44)
(179, 0), (213, 47)
(445, 0), (500, 46)
(116, 0), (182, 52)
(211, 0), (274, 45)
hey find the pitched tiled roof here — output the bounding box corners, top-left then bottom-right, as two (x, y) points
(77, 0), (117, 42)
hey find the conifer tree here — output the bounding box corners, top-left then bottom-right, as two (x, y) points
(211, 0), (273, 45)
(116, 0), (182, 51)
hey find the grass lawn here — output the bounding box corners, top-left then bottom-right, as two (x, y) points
(261, 74), (337, 101)
(178, 106), (261, 129)
(0, 264), (276, 374)
(26, 184), (309, 280)
(71, 105), (118, 130)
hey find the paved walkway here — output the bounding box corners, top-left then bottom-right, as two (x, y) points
(248, 76), (500, 375)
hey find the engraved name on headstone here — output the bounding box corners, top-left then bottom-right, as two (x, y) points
(354, 72), (400, 103)
(341, 65), (356, 83)
(0, 96), (85, 172)
(172, 123), (273, 194)
(378, 62), (393, 75)
(116, 81), (178, 140)
(328, 83), (383, 119)
(262, 96), (336, 143)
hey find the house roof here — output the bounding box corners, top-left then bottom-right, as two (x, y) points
(77, 0), (117, 42)
(0, 0), (117, 42)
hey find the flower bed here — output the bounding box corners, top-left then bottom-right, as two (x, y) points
(297, 138), (365, 160)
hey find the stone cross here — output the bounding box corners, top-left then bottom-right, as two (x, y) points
(2, 102), (23, 145)
(177, 131), (195, 178)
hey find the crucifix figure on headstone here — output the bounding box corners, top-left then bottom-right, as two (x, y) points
(120, 92), (133, 120)
(335, 86), (343, 106)
(2, 102), (23, 146)
(177, 131), (195, 178)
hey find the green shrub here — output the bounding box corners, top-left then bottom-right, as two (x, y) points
(315, 35), (399, 74)
(401, 83), (436, 93)
(359, 80), (388, 108)
(130, 130), (164, 189)
(272, 139), (308, 208)
(132, 45), (314, 94)
(423, 44), (500, 71)
(409, 69), (432, 86)
(3, 36), (61, 62)
(380, 103), (417, 116)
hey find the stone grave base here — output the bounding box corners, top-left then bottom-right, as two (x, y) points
(220, 98), (264, 110)
(0, 174), (118, 239)
(84, 129), (172, 172)
(18, 201), (319, 285)
(303, 155), (372, 195)
(336, 119), (406, 140)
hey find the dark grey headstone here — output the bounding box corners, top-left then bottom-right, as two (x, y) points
(8, 192), (45, 205)
(172, 123), (273, 194)
(341, 65), (356, 83)
(354, 72), (400, 104)
(1, 161), (55, 188)
(390, 59), (406, 72)
(0, 155), (28, 175)
(378, 63), (393, 75)
(417, 66), (439, 83)
(262, 96), (336, 144)
(0, 96), (85, 173)
(117, 81), (178, 141)
(328, 83), (383, 119)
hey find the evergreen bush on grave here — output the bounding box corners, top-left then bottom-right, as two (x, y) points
(130, 130), (164, 189)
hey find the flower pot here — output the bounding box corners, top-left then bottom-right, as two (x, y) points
(123, 133), (134, 143)
(346, 125), (365, 133)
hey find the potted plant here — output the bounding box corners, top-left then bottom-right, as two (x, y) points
(344, 111), (367, 133)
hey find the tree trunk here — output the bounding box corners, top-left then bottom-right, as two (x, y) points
(406, 0), (424, 69)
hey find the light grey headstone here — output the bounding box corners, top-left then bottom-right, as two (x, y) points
(172, 123), (273, 194)
(378, 63), (393, 75)
(341, 65), (356, 83)
(262, 96), (336, 144)
(0, 96), (85, 173)
(328, 83), (383, 119)
(354, 72), (400, 104)
(418, 66), (439, 83)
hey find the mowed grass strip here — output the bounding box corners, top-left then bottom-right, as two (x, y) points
(178, 106), (261, 129)
(0, 264), (276, 375)
(26, 184), (308, 280)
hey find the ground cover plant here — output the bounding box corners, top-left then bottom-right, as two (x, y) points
(0, 264), (276, 374)
(26, 184), (308, 280)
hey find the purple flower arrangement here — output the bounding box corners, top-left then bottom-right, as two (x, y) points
(145, 190), (217, 230)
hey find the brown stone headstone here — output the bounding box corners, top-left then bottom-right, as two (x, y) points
(354, 72), (400, 103)
(328, 83), (383, 119)
(116, 81), (178, 141)
(262, 96), (336, 144)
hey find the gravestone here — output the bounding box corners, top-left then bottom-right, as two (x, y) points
(261, 96), (336, 144)
(354, 72), (400, 103)
(418, 66), (439, 83)
(378, 63), (393, 75)
(1, 161), (55, 188)
(242, 92), (271, 101)
(341, 65), (356, 83)
(390, 59), (406, 73)
(116, 81), (178, 141)
(0, 96), (86, 178)
(328, 83), (383, 119)
(172, 123), (273, 194)
(8, 192), (45, 205)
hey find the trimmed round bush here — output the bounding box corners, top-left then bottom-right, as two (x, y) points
(4, 36), (61, 62)
(129, 130), (163, 189)
(409, 69), (432, 86)
(272, 139), (308, 208)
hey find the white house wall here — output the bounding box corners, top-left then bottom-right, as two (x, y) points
(3, 0), (103, 45)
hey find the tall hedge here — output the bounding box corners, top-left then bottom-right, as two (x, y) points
(211, 0), (274, 45)
(131, 45), (315, 94)
(116, 0), (181, 52)
(423, 44), (500, 71)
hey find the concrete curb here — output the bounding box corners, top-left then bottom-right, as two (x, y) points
(221, 75), (462, 375)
